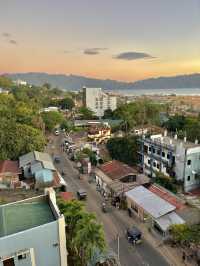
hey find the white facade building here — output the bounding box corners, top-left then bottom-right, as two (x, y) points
(0, 188), (68, 266)
(140, 132), (200, 192)
(83, 87), (117, 117)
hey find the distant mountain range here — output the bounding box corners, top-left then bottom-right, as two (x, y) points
(5, 72), (200, 91)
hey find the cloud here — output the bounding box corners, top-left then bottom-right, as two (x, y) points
(84, 48), (107, 55)
(2, 32), (11, 38)
(113, 51), (155, 61)
(9, 39), (17, 45)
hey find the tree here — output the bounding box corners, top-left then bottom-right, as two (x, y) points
(60, 97), (75, 110)
(43, 83), (51, 90)
(0, 119), (46, 160)
(103, 109), (114, 119)
(0, 76), (13, 88)
(57, 199), (106, 266)
(41, 111), (64, 131)
(107, 136), (139, 165)
(79, 107), (95, 120)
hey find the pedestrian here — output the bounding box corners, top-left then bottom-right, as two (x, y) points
(182, 251), (186, 264)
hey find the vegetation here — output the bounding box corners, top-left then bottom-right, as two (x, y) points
(78, 106), (95, 119)
(164, 115), (200, 142)
(0, 76), (13, 88)
(50, 97), (75, 110)
(106, 136), (139, 166)
(170, 223), (200, 246)
(154, 171), (177, 193)
(41, 111), (65, 131)
(57, 199), (106, 266)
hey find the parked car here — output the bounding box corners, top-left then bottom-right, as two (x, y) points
(77, 189), (87, 200)
(126, 226), (142, 244)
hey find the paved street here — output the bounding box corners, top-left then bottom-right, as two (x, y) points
(47, 134), (170, 266)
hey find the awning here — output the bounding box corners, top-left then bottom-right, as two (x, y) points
(155, 211), (185, 232)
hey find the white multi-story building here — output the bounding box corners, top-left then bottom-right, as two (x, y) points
(83, 87), (117, 117)
(139, 131), (200, 192)
(0, 188), (68, 266)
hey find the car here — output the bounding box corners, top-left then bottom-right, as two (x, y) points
(77, 189), (87, 200)
(54, 130), (60, 136)
(126, 226), (142, 244)
(54, 156), (61, 163)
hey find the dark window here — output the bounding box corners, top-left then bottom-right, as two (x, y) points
(153, 162), (156, 167)
(149, 147), (151, 152)
(187, 160), (191, 166)
(187, 176), (190, 181)
(18, 254), (26, 260)
(195, 174), (198, 180)
(157, 164), (160, 169)
(148, 159), (151, 165)
(153, 148), (155, 154)
(157, 150), (161, 155)
(167, 153), (170, 159)
(162, 152), (165, 157)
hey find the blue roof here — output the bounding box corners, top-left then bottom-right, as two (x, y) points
(35, 169), (53, 183)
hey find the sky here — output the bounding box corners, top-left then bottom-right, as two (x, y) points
(0, 0), (200, 82)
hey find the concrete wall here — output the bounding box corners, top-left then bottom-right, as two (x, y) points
(0, 221), (62, 266)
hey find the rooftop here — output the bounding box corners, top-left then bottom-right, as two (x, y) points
(0, 160), (21, 175)
(0, 195), (55, 237)
(19, 151), (52, 168)
(149, 134), (199, 149)
(126, 186), (176, 219)
(99, 160), (137, 181)
(148, 184), (185, 210)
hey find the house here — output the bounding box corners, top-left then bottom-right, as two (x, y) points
(83, 87), (117, 117)
(0, 188), (68, 266)
(88, 124), (111, 143)
(19, 151), (67, 190)
(94, 160), (149, 197)
(139, 131), (200, 192)
(0, 160), (21, 189)
(126, 186), (185, 237)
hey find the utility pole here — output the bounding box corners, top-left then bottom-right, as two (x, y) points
(117, 234), (120, 261)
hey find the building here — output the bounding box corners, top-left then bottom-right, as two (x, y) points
(95, 160), (149, 197)
(126, 186), (185, 237)
(88, 123), (111, 143)
(0, 161), (21, 189)
(83, 87), (117, 117)
(139, 132), (200, 192)
(19, 151), (67, 190)
(0, 188), (68, 266)
(13, 79), (27, 86)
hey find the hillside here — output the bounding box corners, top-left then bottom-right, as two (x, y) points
(5, 72), (200, 91)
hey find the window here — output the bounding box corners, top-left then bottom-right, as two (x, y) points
(167, 153), (170, 159)
(157, 150), (161, 155)
(148, 159), (151, 165)
(187, 176), (190, 181)
(149, 147), (151, 152)
(195, 174), (198, 180)
(153, 148), (155, 154)
(162, 152), (165, 157)
(18, 254), (26, 260)
(187, 160), (191, 166)
(157, 163), (160, 169)
(153, 162), (156, 167)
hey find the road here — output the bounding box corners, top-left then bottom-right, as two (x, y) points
(48, 134), (170, 266)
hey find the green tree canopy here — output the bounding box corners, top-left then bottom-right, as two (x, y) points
(41, 111), (65, 131)
(78, 107), (95, 120)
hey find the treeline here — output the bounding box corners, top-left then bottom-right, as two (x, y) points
(0, 77), (74, 160)
(164, 115), (200, 142)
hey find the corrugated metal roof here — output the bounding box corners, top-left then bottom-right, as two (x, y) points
(35, 169), (53, 183)
(19, 152), (35, 167)
(42, 161), (55, 171)
(125, 186), (176, 219)
(31, 162), (43, 174)
(155, 211), (185, 231)
(34, 151), (52, 163)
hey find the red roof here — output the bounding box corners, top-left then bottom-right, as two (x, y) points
(0, 160), (21, 174)
(99, 160), (137, 180)
(148, 184), (185, 210)
(60, 192), (74, 201)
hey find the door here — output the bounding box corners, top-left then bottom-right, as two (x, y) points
(3, 258), (15, 266)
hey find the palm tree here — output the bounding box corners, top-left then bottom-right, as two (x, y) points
(73, 213), (106, 266)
